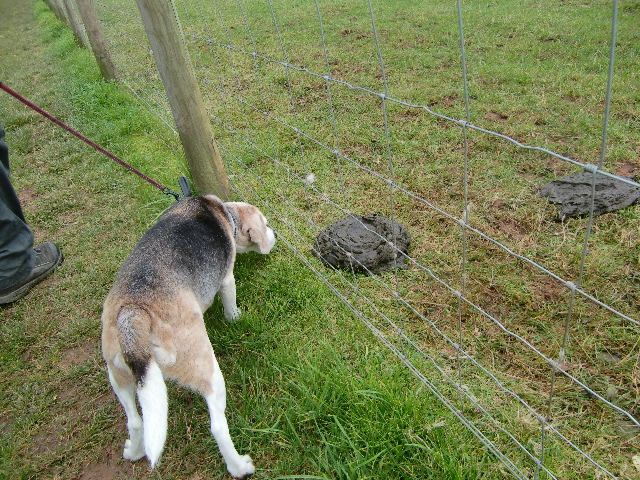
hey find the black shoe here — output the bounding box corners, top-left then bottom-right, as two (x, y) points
(0, 242), (64, 304)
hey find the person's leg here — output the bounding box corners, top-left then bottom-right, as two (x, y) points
(0, 124), (35, 291)
(0, 125), (62, 304)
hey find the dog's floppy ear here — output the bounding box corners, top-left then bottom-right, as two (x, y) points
(247, 226), (271, 254)
(225, 202), (275, 254)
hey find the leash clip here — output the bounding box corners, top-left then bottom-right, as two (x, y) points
(163, 176), (192, 202)
(163, 187), (181, 202)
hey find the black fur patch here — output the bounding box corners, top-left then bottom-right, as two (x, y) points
(116, 197), (233, 302)
(125, 353), (149, 387)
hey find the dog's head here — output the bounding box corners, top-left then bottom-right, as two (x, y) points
(224, 201), (276, 255)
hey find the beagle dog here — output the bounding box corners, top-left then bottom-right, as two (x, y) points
(101, 195), (275, 478)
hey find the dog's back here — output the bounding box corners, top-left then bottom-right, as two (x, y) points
(115, 196), (234, 305)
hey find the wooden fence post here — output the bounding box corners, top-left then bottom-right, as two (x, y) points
(61, 0), (90, 48)
(74, 0), (118, 81)
(45, 0), (67, 24)
(135, 0), (230, 198)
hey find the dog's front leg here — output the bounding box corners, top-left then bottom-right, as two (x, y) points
(220, 270), (241, 321)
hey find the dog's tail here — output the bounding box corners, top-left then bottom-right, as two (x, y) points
(117, 306), (168, 469)
(137, 359), (167, 468)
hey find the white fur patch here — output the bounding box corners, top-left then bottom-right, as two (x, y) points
(152, 345), (177, 367)
(264, 226), (276, 253)
(205, 354), (256, 478)
(113, 352), (128, 372)
(137, 361), (168, 468)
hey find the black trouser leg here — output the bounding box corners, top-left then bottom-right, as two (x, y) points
(0, 124), (35, 290)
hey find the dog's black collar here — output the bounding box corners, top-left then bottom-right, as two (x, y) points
(224, 205), (239, 239)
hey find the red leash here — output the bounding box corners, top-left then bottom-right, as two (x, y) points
(0, 81), (181, 200)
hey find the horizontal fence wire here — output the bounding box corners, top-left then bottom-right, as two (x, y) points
(90, 0), (639, 478)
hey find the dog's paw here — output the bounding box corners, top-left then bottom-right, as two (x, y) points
(227, 454), (255, 479)
(224, 306), (241, 322)
(123, 439), (145, 462)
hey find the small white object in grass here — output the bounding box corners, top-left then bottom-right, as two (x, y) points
(304, 173), (316, 185)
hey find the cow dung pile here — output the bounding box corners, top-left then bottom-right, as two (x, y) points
(313, 213), (411, 274)
(539, 171), (640, 219)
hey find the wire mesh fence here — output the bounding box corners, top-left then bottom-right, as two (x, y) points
(91, 1), (639, 478)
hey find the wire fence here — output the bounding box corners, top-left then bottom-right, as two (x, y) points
(89, 1), (638, 478)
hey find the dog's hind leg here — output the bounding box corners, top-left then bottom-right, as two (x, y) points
(165, 303), (254, 478)
(204, 353), (255, 479)
(107, 364), (145, 462)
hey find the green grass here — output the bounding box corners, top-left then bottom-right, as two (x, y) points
(0, 2), (504, 479)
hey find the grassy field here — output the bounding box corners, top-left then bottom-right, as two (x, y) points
(2, 0), (640, 479)
(0, 1), (509, 479)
